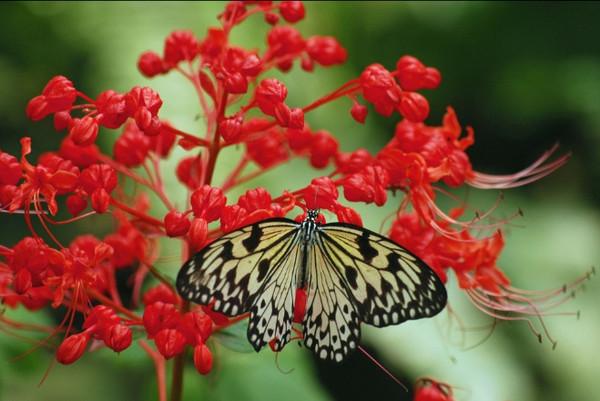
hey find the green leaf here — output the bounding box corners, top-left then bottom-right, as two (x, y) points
(212, 320), (255, 353)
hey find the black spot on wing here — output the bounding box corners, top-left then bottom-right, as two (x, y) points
(357, 230), (378, 263)
(257, 259), (270, 282)
(242, 224), (262, 252)
(344, 265), (358, 289)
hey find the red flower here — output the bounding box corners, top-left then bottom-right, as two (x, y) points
(398, 91), (430, 123)
(306, 36), (347, 66)
(343, 165), (390, 206)
(0, 151), (21, 186)
(246, 128), (289, 168)
(155, 328), (187, 359)
(164, 210), (191, 237)
(96, 90), (129, 129)
(26, 76), (77, 121)
(56, 332), (90, 365)
(191, 185), (226, 222)
(106, 324), (132, 352)
(350, 102), (368, 124)
(360, 64), (400, 117)
(138, 51), (166, 77)
(303, 176), (338, 210)
(113, 121), (150, 167)
(69, 116), (99, 146)
(309, 130), (338, 169)
(189, 217), (208, 252)
(163, 30), (199, 66)
(396, 55), (442, 91)
(143, 284), (179, 306)
(193, 343), (213, 375)
(176, 156), (202, 190)
(255, 78), (288, 116)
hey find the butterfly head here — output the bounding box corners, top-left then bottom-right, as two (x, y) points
(306, 209), (319, 222)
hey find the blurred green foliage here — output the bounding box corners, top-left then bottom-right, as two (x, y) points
(1, 2), (599, 401)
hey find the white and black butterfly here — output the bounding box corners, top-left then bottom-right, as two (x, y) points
(176, 209), (447, 362)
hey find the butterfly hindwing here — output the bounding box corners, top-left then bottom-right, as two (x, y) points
(176, 218), (301, 351)
(318, 223), (447, 327)
(302, 238), (361, 362)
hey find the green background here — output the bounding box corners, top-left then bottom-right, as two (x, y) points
(1, 2), (599, 401)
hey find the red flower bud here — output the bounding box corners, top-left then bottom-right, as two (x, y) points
(59, 137), (99, 168)
(280, 1), (305, 23)
(287, 107), (304, 129)
(143, 284), (179, 306)
(181, 312), (213, 344)
(148, 127), (176, 157)
(91, 188), (110, 213)
(255, 79), (288, 116)
(96, 90), (129, 129)
(350, 102), (368, 124)
(220, 204), (249, 233)
(360, 64), (400, 117)
(224, 72), (248, 94)
(398, 92), (430, 123)
(106, 324), (132, 352)
(56, 332), (90, 365)
(164, 211), (191, 237)
(53, 111), (72, 131)
(309, 130), (338, 169)
(66, 194), (88, 216)
(176, 156), (202, 190)
(155, 328), (186, 359)
(306, 36), (347, 66)
(335, 149), (374, 175)
(267, 26), (305, 59)
(343, 165), (390, 206)
(238, 187), (272, 213)
(163, 30), (199, 66)
(303, 176), (339, 210)
(286, 126), (312, 152)
(69, 116), (99, 146)
(264, 12), (280, 25)
(396, 55), (441, 91)
(191, 186), (226, 222)
(80, 164), (118, 194)
(113, 122), (150, 167)
(14, 268), (32, 295)
(219, 115), (243, 143)
(26, 95), (49, 121)
(240, 53), (262, 76)
(193, 343), (213, 375)
(138, 51), (166, 77)
(42, 75), (77, 113)
(143, 302), (180, 337)
(189, 218), (208, 252)
(246, 128), (289, 169)
(0, 152), (21, 186)
(334, 204), (363, 226)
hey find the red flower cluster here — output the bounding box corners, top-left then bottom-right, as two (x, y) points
(0, 2), (589, 401)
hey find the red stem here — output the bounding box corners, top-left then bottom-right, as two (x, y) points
(140, 340), (167, 401)
(110, 198), (164, 228)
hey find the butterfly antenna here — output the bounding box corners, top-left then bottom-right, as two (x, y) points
(357, 345), (408, 392)
(274, 351), (295, 375)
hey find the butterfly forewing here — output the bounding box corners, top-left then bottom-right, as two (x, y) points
(176, 218), (302, 351)
(318, 223), (447, 327)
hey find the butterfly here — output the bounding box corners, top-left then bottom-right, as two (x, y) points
(176, 209), (447, 362)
